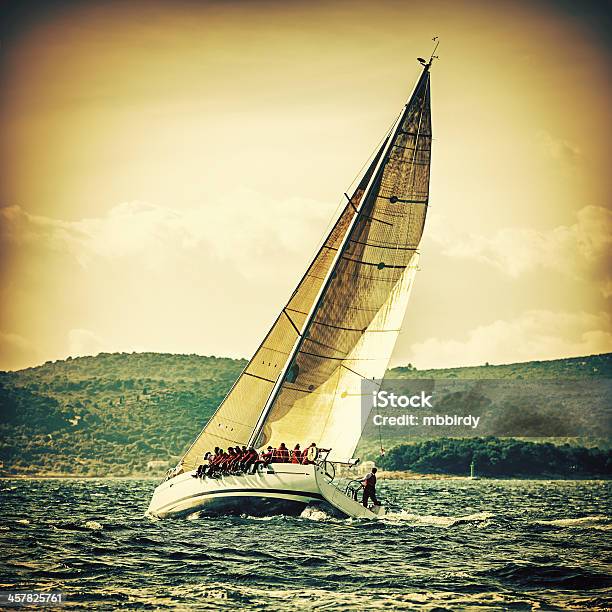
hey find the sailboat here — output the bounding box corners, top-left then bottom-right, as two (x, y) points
(147, 49), (436, 520)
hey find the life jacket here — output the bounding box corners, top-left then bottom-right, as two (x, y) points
(261, 450), (273, 463)
(291, 450), (301, 463)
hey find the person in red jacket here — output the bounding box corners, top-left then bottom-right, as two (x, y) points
(220, 448), (236, 472)
(207, 448), (225, 477)
(301, 442), (317, 464)
(272, 443), (290, 463)
(242, 447), (258, 472)
(291, 444), (302, 463)
(227, 447), (243, 472)
(251, 446), (274, 470)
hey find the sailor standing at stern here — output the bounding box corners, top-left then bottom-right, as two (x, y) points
(362, 467), (380, 508)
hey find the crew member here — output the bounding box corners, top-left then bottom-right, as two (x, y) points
(242, 447), (258, 472)
(193, 452), (211, 478)
(207, 448), (224, 477)
(273, 442), (290, 463)
(291, 444), (301, 463)
(362, 467), (380, 508)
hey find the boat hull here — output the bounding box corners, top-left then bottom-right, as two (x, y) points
(147, 463), (324, 518)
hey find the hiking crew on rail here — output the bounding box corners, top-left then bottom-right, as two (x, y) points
(193, 442), (322, 479)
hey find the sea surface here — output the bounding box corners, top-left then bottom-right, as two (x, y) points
(0, 478), (611, 610)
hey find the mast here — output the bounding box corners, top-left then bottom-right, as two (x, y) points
(248, 61), (432, 448)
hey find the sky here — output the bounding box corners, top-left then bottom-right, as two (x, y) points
(0, 0), (610, 371)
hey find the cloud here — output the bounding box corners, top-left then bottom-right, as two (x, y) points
(427, 205), (612, 293)
(0, 190), (332, 277)
(67, 328), (106, 358)
(537, 130), (581, 163)
(404, 310), (612, 370)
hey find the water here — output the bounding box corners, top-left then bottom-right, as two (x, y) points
(1, 478), (610, 610)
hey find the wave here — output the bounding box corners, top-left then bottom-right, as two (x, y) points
(381, 511), (495, 528)
(533, 515), (612, 531)
(299, 506), (337, 522)
(483, 562), (612, 589)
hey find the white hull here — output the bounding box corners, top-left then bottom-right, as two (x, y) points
(147, 463), (382, 520)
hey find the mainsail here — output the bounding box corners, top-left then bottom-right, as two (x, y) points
(181, 63), (432, 469)
(255, 66), (432, 460)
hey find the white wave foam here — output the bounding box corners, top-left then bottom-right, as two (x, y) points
(382, 511), (495, 528)
(84, 520), (103, 530)
(299, 505), (335, 522)
(534, 515), (611, 531)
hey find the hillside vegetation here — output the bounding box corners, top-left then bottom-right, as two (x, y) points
(0, 352), (610, 476)
(379, 437), (611, 477)
(0, 353), (245, 476)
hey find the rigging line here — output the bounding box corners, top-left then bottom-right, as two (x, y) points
(344, 192), (393, 226)
(282, 309), (302, 337)
(340, 363), (372, 380)
(343, 192), (359, 213)
(361, 214), (394, 227)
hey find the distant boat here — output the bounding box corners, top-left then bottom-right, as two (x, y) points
(148, 51), (436, 520)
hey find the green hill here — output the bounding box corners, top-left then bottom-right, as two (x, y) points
(0, 353), (246, 476)
(0, 352), (610, 476)
(379, 437), (611, 477)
